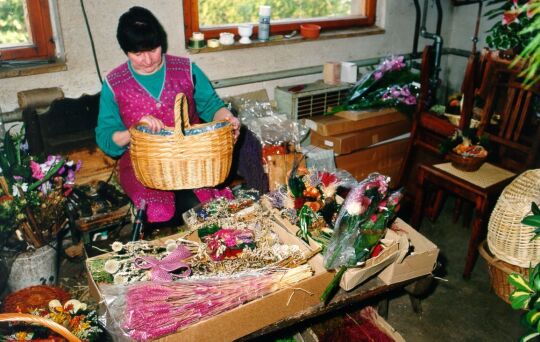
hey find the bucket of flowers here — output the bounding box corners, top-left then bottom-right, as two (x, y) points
(439, 128), (489, 172)
(0, 126), (80, 290)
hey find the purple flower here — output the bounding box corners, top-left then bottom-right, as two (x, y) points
(373, 71), (383, 81)
(404, 96), (417, 105)
(30, 160), (45, 180)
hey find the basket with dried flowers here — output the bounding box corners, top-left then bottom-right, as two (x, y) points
(439, 128), (489, 172)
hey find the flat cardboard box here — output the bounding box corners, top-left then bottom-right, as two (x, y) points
(340, 232), (400, 291)
(86, 217), (333, 341)
(378, 218), (439, 285)
(334, 107), (398, 121)
(310, 119), (411, 155)
(304, 110), (406, 136)
(335, 136), (409, 187)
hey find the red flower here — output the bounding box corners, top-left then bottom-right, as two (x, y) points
(319, 171), (337, 187)
(294, 197), (306, 210)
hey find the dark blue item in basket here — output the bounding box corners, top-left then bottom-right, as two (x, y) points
(135, 121), (230, 136)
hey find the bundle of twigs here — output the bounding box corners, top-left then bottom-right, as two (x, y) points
(122, 265), (313, 340)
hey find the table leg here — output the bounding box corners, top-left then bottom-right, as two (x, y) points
(463, 197), (488, 279)
(411, 168), (426, 229)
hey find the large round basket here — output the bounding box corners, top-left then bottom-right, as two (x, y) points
(0, 313), (80, 341)
(479, 241), (529, 304)
(487, 169), (540, 267)
(129, 93), (234, 190)
(447, 152), (486, 172)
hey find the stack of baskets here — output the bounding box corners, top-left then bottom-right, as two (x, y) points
(129, 93), (234, 190)
(484, 169), (540, 303)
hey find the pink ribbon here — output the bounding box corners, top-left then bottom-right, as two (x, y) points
(133, 245), (192, 281)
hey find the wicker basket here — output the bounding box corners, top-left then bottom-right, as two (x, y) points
(479, 241), (529, 304)
(487, 169), (540, 267)
(447, 152), (486, 172)
(0, 313), (80, 341)
(130, 93), (234, 190)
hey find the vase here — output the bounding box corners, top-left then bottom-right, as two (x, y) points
(7, 242), (58, 292)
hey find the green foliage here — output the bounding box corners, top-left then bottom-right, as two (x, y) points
(508, 263), (540, 341)
(521, 202), (540, 241)
(198, 0), (351, 26)
(512, 2), (540, 87)
(0, 0), (29, 45)
(484, 0), (535, 52)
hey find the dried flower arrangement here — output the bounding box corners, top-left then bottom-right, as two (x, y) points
(88, 205), (308, 286)
(264, 167), (355, 247)
(0, 298), (102, 341)
(0, 126), (80, 251)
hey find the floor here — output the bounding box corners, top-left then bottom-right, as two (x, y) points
(384, 198), (526, 341)
(12, 196), (529, 341)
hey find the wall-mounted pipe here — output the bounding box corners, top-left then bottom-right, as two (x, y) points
(412, 0), (422, 58)
(420, 0), (443, 91)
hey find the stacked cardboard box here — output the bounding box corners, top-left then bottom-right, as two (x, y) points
(305, 109), (411, 185)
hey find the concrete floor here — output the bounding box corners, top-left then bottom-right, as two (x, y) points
(385, 198), (527, 341)
(52, 197), (529, 341)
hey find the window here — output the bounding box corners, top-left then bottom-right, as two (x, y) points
(0, 0), (55, 61)
(183, 0), (376, 42)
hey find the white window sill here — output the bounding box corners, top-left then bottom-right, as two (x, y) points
(188, 26), (385, 54)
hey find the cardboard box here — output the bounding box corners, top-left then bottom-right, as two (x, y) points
(268, 208), (399, 291)
(335, 136), (409, 187)
(266, 153), (306, 191)
(86, 217), (334, 341)
(378, 218), (439, 285)
(310, 119), (411, 155)
(340, 230), (401, 291)
(304, 110), (406, 136)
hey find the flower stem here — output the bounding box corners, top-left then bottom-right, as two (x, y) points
(320, 266), (347, 305)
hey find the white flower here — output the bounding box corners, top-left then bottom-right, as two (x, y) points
(111, 241), (123, 252)
(104, 259), (120, 274)
(48, 299), (62, 311)
(164, 239), (176, 245)
(166, 242), (177, 253)
(113, 274), (127, 285)
(346, 202), (361, 216)
(66, 160), (74, 167)
(64, 299), (86, 314)
(11, 183), (28, 197)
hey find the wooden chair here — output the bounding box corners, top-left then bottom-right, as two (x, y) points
(410, 53), (540, 278)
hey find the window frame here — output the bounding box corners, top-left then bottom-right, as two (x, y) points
(0, 0), (55, 61)
(182, 0), (377, 43)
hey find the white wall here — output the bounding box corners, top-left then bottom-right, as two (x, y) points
(0, 0), (492, 112)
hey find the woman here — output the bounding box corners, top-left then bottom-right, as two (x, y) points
(96, 6), (240, 223)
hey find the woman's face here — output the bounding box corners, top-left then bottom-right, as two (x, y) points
(127, 46), (163, 74)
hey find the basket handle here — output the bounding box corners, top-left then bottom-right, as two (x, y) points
(174, 93), (191, 136)
(0, 313), (81, 341)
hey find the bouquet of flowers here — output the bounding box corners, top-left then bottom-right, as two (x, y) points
(328, 55), (420, 116)
(320, 173), (403, 304)
(0, 126), (80, 250)
(265, 166), (356, 246)
(439, 128), (489, 158)
(1, 299), (102, 341)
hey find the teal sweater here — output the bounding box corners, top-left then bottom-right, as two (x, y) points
(95, 61), (224, 157)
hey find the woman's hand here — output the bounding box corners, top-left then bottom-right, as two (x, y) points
(213, 108), (240, 142)
(139, 115), (164, 133)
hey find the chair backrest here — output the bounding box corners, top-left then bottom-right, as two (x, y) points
(476, 52), (540, 172)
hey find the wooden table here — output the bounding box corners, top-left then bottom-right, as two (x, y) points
(239, 274), (431, 340)
(410, 163), (514, 278)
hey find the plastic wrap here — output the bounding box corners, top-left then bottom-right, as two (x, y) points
(235, 98), (309, 146)
(99, 266), (312, 341)
(323, 173), (392, 269)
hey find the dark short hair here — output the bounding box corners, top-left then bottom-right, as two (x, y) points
(116, 6), (168, 54)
